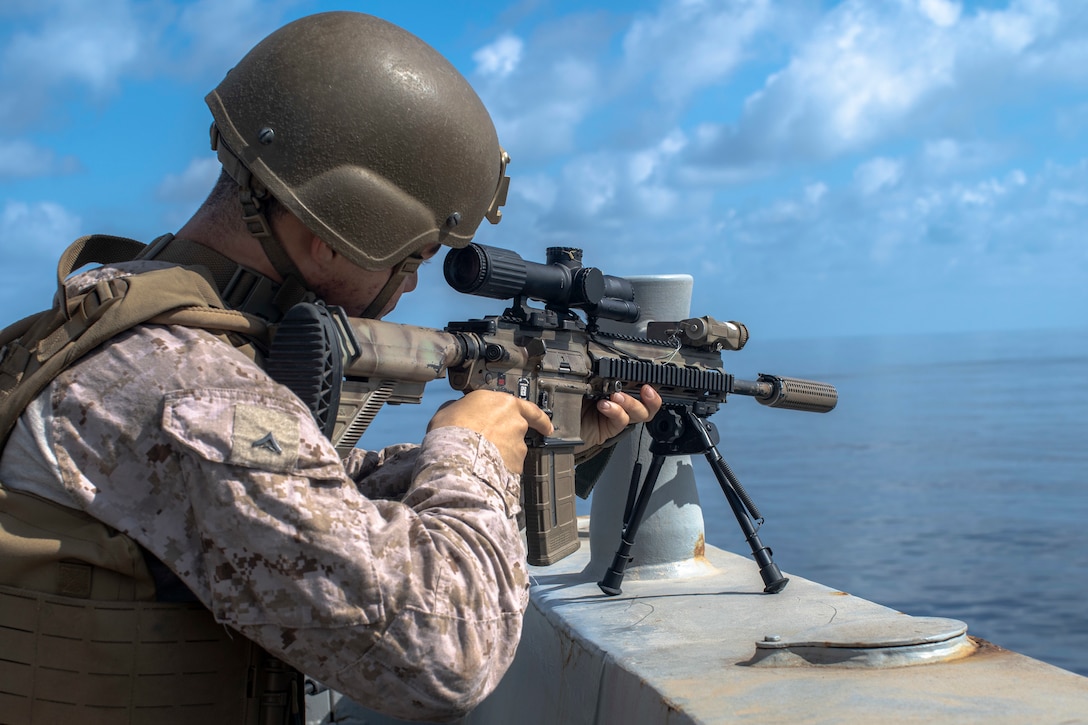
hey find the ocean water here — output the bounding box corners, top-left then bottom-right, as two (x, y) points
(362, 326), (1088, 677)
(698, 326), (1088, 678)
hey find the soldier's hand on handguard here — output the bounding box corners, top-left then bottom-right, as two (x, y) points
(428, 390), (554, 474)
(579, 384), (661, 452)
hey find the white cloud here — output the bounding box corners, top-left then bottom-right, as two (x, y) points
(918, 0), (962, 28)
(0, 140), (80, 179)
(156, 157), (221, 204)
(0, 198), (83, 320)
(920, 138), (1010, 176)
(0, 0), (171, 130)
(176, 0), (312, 77)
(510, 173), (559, 211)
(629, 130), (687, 184)
(1049, 188), (1088, 206)
(727, 1), (957, 160)
(1056, 102), (1088, 137)
(953, 169), (1028, 206)
(591, 149), (1086, 333)
(622, 0), (772, 105)
(924, 138), (962, 168)
(978, 0), (1059, 53)
(685, 0), (1079, 171)
(805, 182), (828, 205)
(485, 55), (600, 159)
(3, 0), (148, 93)
(568, 155), (618, 218)
(0, 200), (81, 261)
(0, 0), (1082, 340)
(474, 34), (524, 79)
(516, 128), (698, 229)
(475, 1), (771, 164)
(855, 157), (903, 195)
(0, 0), (296, 128)
(633, 184), (681, 217)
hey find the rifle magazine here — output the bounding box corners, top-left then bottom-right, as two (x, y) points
(523, 448), (580, 566)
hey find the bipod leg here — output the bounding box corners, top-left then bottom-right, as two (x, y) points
(685, 411), (789, 594)
(598, 454), (666, 596)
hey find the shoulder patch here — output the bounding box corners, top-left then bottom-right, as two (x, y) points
(162, 389), (343, 480)
(230, 402), (299, 469)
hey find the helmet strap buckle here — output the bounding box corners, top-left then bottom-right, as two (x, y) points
(359, 253), (424, 319)
(212, 123), (311, 305)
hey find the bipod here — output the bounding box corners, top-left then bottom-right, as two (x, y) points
(598, 402), (789, 596)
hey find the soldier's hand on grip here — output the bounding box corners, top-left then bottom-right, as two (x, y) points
(428, 390), (553, 474)
(579, 384), (661, 453)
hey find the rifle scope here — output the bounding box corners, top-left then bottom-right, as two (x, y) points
(444, 243), (640, 323)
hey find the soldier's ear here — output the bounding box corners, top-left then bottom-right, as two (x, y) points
(309, 236), (337, 265)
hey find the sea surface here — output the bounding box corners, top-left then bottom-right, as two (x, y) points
(362, 326), (1088, 678)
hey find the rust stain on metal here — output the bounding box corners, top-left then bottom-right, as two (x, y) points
(966, 636), (1011, 658)
(693, 533), (705, 559)
(562, 641), (577, 670)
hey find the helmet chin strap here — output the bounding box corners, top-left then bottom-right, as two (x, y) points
(212, 125), (314, 314)
(360, 253), (424, 319)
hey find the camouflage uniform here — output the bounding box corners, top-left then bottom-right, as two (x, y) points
(0, 262), (530, 722)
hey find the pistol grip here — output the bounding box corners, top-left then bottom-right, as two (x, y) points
(523, 448), (580, 566)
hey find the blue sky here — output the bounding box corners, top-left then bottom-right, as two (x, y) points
(1, 0), (1086, 340)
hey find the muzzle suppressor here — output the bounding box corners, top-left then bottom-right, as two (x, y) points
(732, 374), (838, 414)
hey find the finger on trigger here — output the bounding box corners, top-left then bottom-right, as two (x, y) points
(521, 399), (554, 436)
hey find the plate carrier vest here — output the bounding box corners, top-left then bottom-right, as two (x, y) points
(0, 234), (306, 724)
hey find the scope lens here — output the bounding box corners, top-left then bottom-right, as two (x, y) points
(444, 246), (486, 293)
(444, 243), (530, 299)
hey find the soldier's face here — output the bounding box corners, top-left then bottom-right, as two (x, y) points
(315, 242), (441, 318)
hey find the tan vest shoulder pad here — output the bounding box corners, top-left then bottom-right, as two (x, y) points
(0, 234), (268, 449)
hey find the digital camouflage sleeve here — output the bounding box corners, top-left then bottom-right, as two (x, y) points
(0, 264), (530, 722)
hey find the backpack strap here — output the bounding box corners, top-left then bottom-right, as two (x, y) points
(55, 234), (147, 288)
(0, 235), (269, 449)
(0, 235), (148, 355)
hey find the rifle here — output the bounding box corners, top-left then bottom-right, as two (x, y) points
(272, 243), (837, 589)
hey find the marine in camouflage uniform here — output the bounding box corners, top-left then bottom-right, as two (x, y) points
(0, 261), (528, 721)
(0, 11), (658, 724)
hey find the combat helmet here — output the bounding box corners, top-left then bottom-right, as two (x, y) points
(205, 11), (510, 316)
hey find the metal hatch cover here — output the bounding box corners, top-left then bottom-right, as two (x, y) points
(748, 615), (977, 668)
